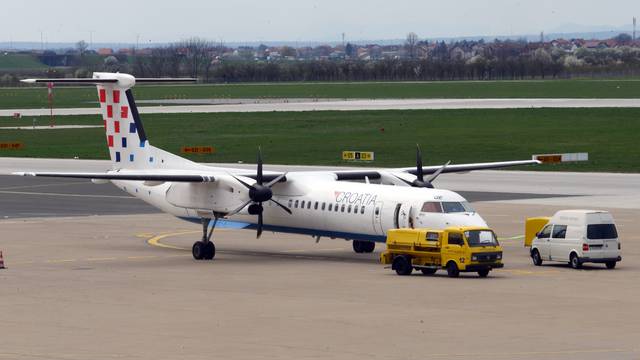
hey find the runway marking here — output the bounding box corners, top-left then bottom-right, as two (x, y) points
(498, 235), (524, 241)
(283, 247), (346, 253)
(0, 181), (88, 191)
(0, 190), (132, 199)
(86, 257), (117, 261)
(46, 259), (77, 264)
(146, 231), (197, 250)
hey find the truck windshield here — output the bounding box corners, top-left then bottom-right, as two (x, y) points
(587, 224), (618, 239)
(442, 201), (475, 213)
(465, 230), (499, 247)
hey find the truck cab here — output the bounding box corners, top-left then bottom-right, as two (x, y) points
(380, 226), (504, 277)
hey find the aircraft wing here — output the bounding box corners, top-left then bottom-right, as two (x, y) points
(331, 159), (540, 181)
(13, 170), (287, 184)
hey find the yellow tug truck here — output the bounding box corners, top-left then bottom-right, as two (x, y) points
(380, 227), (504, 277)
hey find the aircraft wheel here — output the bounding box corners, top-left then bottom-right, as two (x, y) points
(204, 242), (216, 260)
(192, 241), (206, 260)
(352, 240), (364, 253)
(361, 241), (375, 253)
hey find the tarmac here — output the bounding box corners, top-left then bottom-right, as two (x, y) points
(1, 159), (639, 359)
(2, 98), (640, 117)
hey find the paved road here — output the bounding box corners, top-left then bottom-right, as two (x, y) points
(1, 204), (638, 360)
(2, 98), (640, 116)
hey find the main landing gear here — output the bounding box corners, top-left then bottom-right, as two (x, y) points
(352, 240), (375, 254)
(192, 217), (218, 260)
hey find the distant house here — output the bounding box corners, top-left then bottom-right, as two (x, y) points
(97, 48), (114, 56)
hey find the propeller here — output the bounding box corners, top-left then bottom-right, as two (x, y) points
(228, 148), (292, 238)
(395, 145), (450, 189)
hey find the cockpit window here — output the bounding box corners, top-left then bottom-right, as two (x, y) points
(421, 202), (442, 213)
(442, 201), (474, 213)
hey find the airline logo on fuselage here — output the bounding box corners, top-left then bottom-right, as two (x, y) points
(334, 191), (378, 205)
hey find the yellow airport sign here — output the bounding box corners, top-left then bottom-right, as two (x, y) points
(181, 146), (216, 154)
(0, 142), (24, 150)
(342, 151), (374, 161)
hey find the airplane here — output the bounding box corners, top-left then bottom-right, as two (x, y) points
(16, 72), (540, 260)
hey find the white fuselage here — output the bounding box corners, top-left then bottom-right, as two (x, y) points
(112, 172), (487, 242)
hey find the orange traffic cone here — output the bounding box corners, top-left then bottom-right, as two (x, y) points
(0, 251), (6, 269)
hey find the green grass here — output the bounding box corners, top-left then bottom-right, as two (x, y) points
(2, 79), (640, 109)
(1, 108), (639, 173)
(0, 54), (47, 70)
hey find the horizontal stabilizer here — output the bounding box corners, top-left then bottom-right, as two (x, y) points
(13, 171), (215, 183)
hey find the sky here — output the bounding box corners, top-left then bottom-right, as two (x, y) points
(1, 0), (639, 44)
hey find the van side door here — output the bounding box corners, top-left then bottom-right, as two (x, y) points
(550, 225), (568, 261)
(536, 224), (553, 260)
(444, 232), (465, 268)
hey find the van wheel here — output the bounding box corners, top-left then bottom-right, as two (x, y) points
(421, 268), (437, 275)
(570, 253), (582, 269)
(446, 262), (460, 278)
(477, 269), (490, 278)
(531, 249), (543, 266)
(605, 261), (617, 269)
(392, 255), (412, 276)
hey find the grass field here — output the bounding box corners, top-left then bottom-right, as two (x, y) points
(1, 79), (640, 109)
(0, 54), (47, 70)
(1, 108), (638, 172)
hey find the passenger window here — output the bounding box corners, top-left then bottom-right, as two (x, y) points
(294, 200), (299, 208)
(448, 232), (464, 246)
(288, 199), (292, 208)
(301, 200), (305, 208)
(375, 207), (380, 215)
(314, 202), (318, 210)
(552, 225), (567, 239)
(537, 225), (552, 239)
(421, 202), (442, 213)
(328, 203), (333, 211)
(322, 202), (326, 210)
(335, 204), (339, 212)
(341, 204), (346, 212)
(307, 201), (311, 209)
(361, 206), (365, 214)
(348, 205), (352, 213)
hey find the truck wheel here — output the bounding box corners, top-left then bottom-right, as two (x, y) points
(531, 249), (543, 266)
(570, 253), (582, 269)
(477, 269), (490, 278)
(421, 268), (437, 275)
(605, 261), (617, 269)
(446, 262), (460, 278)
(392, 255), (412, 276)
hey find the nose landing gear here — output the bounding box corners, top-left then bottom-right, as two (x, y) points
(193, 217), (218, 260)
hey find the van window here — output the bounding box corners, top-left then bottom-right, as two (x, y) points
(448, 232), (464, 246)
(587, 224), (618, 239)
(538, 224), (552, 239)
(552, 225), (567, 239)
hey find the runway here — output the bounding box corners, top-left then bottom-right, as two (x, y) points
(2, 98), (640, 116)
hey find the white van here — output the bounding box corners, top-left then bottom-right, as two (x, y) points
(530, 210), (621, 269)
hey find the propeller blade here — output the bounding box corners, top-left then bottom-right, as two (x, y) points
(265, 172), (288, 188)
(227, 199), (252, 217)
(229, 174), (254, 190)
(257, 147), (263, 185)
(270, 198), (292, 214)
(416, 144), (424, 182)
(391, 173), (414, 186)
(256, 211), (263, 238)
(426, 161), (451, 184)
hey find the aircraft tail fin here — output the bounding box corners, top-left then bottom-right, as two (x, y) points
(22, 73), (198, 170)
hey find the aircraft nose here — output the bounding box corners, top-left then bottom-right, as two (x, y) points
(444, 213), (488, 227)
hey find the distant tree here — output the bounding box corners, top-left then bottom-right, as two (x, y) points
(345, 43), (357, 58)
(614, 33), (633, 45)
(103, 56), (120, 72)
(181, 37), (213, 79)
(76, 40), (88, 56)
(405, 32), (418, 59)
(281, 46), (297, 58)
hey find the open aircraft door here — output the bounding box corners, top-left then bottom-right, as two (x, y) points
(394, 202), (415, 229)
